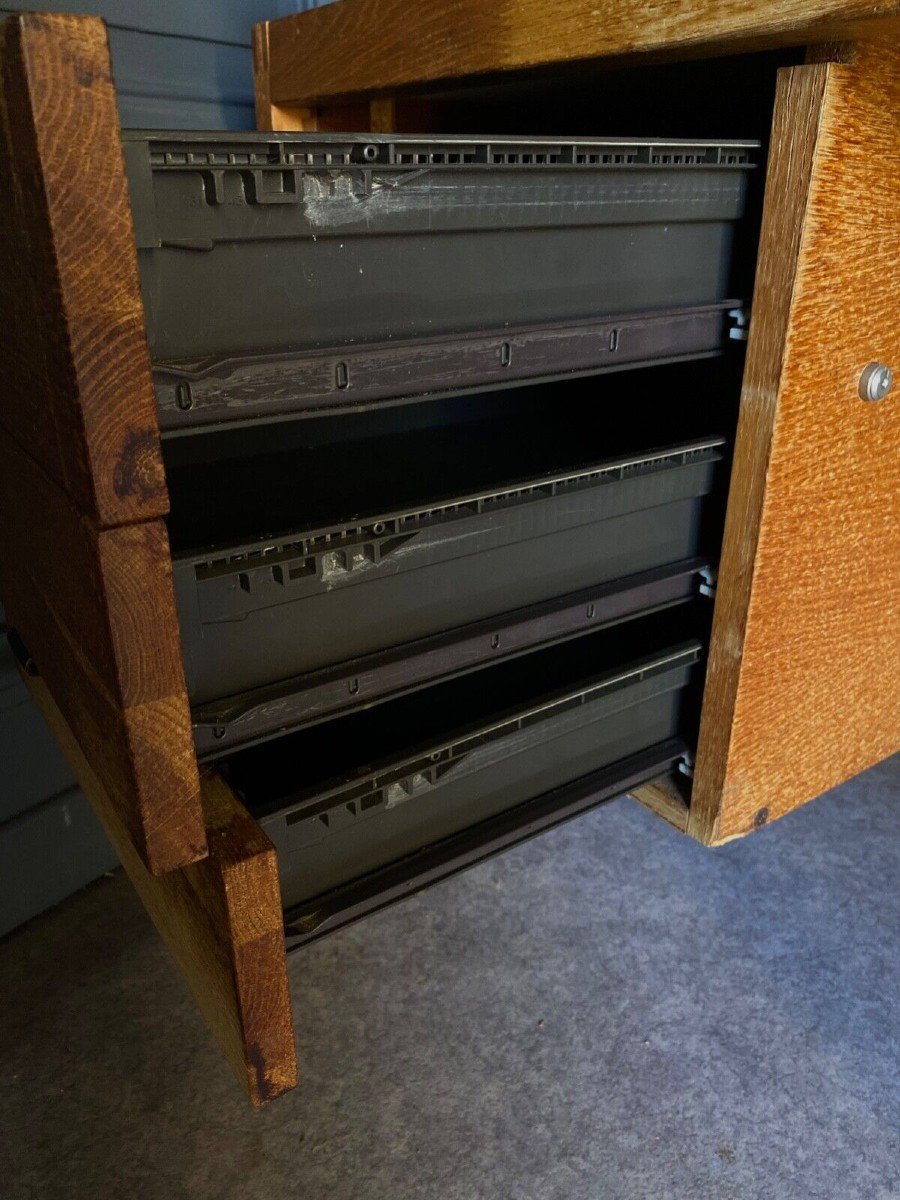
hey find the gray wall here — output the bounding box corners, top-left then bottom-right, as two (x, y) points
(0, 0), (335, 935)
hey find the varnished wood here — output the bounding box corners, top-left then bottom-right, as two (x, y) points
(690, 63), (831, 841)
(690, 44), (900, 842)
(369, 97), (397, 132)
(367, 96), (433, 133)
(0, 425), (205, 875)
(631, 778), (690, 833)
(253, 21), (317, 130)
(23, 667), (298, 1106)
(253, 17), (434, 133)
(259, 0), (899, 107)
(0, 11), (206, 875)
(0, 12), (167, 527)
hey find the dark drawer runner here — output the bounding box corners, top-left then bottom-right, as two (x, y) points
(156, 303), (742, 433)
(194, 558), (710, 757)
(283, 738), (687, 949)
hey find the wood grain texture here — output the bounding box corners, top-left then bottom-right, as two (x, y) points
(690, 45), (900, 842)
(253, 21), (317, 130)
(254, 23), (433, 134)
(0, 425), (205, 875)
(0, 12), (166, 527)
(23, 667), (297, 1106)
(631, 778), (690, 833)
(261, 0), (899, 105)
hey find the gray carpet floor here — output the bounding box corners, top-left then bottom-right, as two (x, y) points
(0, 756), (897, 1200)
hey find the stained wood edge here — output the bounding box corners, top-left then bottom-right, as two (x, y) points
(253, 22), (318, 131)
(630, 778), (690, 832)
(259, 0), (900, 107)
(0, 12), (167, 527)
(692, 42), (900, 843)
(688, 62), (831, 844)
(22, 667), (298, 1106)
(252, 22), (273, 130)
(0, 424), (206, 875)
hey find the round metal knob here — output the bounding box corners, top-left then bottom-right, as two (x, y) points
(859, 362), (893, 402)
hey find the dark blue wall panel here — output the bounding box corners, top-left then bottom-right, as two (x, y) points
(0, 2), (337, 128)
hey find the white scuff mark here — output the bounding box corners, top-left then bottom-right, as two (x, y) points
(298, 169), (740, 231)
(300, 171), (438, 230)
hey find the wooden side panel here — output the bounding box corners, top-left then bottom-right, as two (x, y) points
(0, 11), (205, 874)
(261, 0), (899, 106)
(691, 46), (900, 842)
(631, 778), (690, 833)
(0, 12), (166, 527)
(252, 27), (426, 136)
(365, 96), (434, 133)
(252, 21), (317, 130)
(0, 426), (205, 875)
(24, 668), (298, 1107)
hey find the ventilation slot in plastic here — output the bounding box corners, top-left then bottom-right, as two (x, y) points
(577, 151), (637, 165)
(396, 149), (478, 165)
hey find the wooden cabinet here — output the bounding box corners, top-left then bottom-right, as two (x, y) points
(0, 4), (896, 1105)
(254, 1), (900, 846)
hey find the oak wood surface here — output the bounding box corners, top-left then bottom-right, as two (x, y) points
(0, 12), (167, 528)
(23, 667), (298, 1106)
(631, 778), (690, 833)
(0, 424), (206, 875)
(0, 11), (207, 874)
(253, 26), (421, 134)
(690, 45), (900, 842)
(252, 20), (317, 131)
(260, 0), (899, 107)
